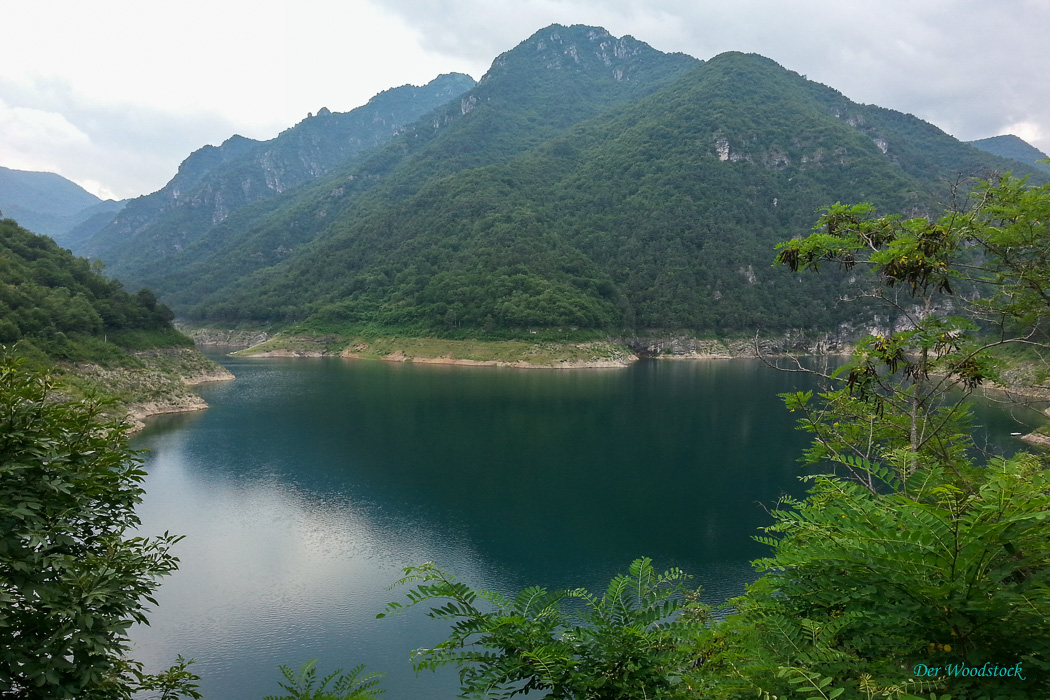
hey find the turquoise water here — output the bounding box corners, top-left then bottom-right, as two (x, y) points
(127, 355), (1034, 698)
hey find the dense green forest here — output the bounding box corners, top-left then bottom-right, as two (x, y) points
(181, 49), (1039, 334)
(0, 216), (189, 364)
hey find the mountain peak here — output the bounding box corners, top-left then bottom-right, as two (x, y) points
(479, 23), (691, 86)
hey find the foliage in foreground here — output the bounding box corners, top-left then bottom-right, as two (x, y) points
(380, 557), (709, 699)
(264, 659), (384, 700)
(701, 172), (1050, 699)
(705, 454), (1050, 699)
(0, 354), (199, 698)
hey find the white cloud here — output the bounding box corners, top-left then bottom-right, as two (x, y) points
(1003, 122), (1046, 150)
(0, 0), (480, 198)
(1, 0), (1048, 198)
(0, 101), (89, 151)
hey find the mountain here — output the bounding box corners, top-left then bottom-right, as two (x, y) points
(83, 25), (700, 310)
(968, 134), (1050, 171)
(85, 25), (1048, 337)
(0, 166), (125, 244)
(78, 73), (477, 265)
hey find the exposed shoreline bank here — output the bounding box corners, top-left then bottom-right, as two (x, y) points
(67, 347), (235, 432)
(213, 329), (857, 368)
(236, 337), (640, 369)
(188, 328), (1049, 445)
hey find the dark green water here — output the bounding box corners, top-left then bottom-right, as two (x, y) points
(127, 355), (1034, 698)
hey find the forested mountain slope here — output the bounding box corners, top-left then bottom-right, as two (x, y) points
(0, 215), (232, 422)
(86, 25), (1046, 337)
(89, 25), (700, 311)
(183, 50), (1043, 333)
(0, 216), (187, 360)
(78, 73), (477, 269)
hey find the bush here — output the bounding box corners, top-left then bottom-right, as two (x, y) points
(0, 354), (198, 698)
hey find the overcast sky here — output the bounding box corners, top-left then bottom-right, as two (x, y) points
(2, 0), (1047, 201)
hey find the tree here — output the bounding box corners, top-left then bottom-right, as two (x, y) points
(694, 174), (1050, 698)
(767, 172), (1050, 488)
(0, 353), (199, 699)
(701, 453), (1050, 700)
(379, 557), (710, 699)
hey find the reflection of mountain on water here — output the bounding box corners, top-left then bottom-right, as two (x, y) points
(130, 356), (1031, 698)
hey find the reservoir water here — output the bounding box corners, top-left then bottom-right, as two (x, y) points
(127, 354), (1033, 698)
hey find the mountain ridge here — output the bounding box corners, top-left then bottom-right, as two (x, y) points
(77, 25), (1049, 338)
(78, 72), (477, 266)
(968, 134), (1049, 171)
(83, 24), (701, 308)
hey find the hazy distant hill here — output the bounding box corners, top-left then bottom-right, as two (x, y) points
(85, 24), (1048, 337)
(0, 166), (125, 244)
(79, 73), (476, 263)
(968, 134), (1049, 171)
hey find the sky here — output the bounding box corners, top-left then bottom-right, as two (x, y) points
(2, 0), (1048, 201)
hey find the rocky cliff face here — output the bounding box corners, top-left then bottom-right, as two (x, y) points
(78, 73), (476, 272)
(623, 332), (853, 358)
(624, 301), (965, 358)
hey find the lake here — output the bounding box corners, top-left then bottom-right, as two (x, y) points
(127, 354), (1032, 698)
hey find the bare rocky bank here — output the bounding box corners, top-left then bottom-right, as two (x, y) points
(185, 326), (1050, 446)
(70, 347), (234, 431)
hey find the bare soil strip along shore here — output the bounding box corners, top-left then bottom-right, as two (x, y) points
(234, 335), (639, 368)
(67, 348), (234, 431)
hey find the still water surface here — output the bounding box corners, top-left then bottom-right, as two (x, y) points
(128, 354), (1032, 698)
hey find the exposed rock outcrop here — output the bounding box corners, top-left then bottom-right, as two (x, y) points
(70, 348), (234, 431)
(186, 327), (272, 347)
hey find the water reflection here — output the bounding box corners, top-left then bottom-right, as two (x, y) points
(130, 392), (512, 698)
(128, 356), (1038, 698)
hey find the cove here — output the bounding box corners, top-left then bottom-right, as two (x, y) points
(127, 354), (1031, 699)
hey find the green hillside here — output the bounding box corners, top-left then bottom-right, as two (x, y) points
(0, 216), (189, 361)
(0, 216), (236, 420)
(86, 26), (1047, 340)
(180, 51), (1044, 335)
(78, 73), (478, 273)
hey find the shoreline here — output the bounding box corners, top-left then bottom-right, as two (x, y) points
(342, 348), (635, 369)
(125, 369), (235, 431)
(189, 328), (1050, 445)
(125, 366), (236, 431)
(223, 330), (858, 368)
(69, 348), (236, 432)
(233, 336), (642, 369)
